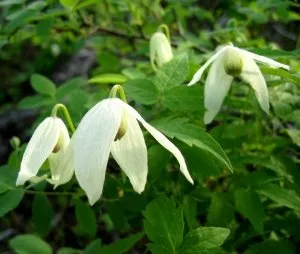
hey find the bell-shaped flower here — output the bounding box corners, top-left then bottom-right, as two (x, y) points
(69, 97), (193, 205)
(150, 31), (173, 71)
(187, 44), (290, 124)
(16, 112), (73, 186)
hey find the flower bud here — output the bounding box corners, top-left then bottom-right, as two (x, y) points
(10, 136), (20, 150)
(150, 31), (173, 70)
(223, 47), (243, 77)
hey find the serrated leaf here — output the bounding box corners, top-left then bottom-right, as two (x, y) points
(161, 85), (204, 113)
(257, 183), (300, 210)
(155, 53), (189, 89)
(235, 188), (264, 232)
(9, 234), (52, 254)
(0, 189), (24, 217)
(179, 227), (230, 253)
(75, 199), (97, 237)
(32, 194), (54, 236)
(144, 196), (184, 252)
(124, 79), (160, 105)
(31, 74), (56, 96)
(154, 117), (233, 172)
(88, 73), (128, 84)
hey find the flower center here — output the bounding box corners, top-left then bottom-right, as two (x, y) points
(223, 47), (243, 77)
(115, 111), (127, 141)
(52, 134), (64, 153)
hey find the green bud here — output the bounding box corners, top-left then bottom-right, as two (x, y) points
(10, 136), (20, 150)
(223, 47), (243, 77)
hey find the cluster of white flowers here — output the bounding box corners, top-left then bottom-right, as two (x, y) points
(16, 26), (289, 205)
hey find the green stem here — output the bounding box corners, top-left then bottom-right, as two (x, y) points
(51, 104), (76, 133)
(158, 24), (170, 41)
(109, 85), (127, 102)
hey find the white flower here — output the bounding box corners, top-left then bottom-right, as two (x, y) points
(16, 117), (72, 186)
(69, 98), (193, 205)
(188, 44), (290, 124)
(150, 31), (173, 70)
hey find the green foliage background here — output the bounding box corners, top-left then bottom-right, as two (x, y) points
(0, 0), (300, 253)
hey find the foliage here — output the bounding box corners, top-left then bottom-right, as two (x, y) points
(0, 0), (300, 253)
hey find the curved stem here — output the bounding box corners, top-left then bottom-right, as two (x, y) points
(158, 24), (170, 41)
(51, 104), (76, 133)
(109, 85), (127, 102)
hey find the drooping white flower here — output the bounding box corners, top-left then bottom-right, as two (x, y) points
(16, 116), (72, 186)
(187, 44), (290, 124)
(69, 98), (193, 205)
(150, 31), (173, 70)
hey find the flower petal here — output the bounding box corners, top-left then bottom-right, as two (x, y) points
(187, 45), (231, 86)
(117, 99), (193, 184)
(111, 110), (148, 194)
(238, 48), (289, 70)
(16, 117), (60, 186)
(204, 49), (233, 124)
(48, 118), (70, 183)
(74, 99), (122, 205)
(240, 52), (270, 114)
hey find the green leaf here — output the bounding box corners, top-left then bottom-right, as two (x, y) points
(207, 193), (234, 227)
(161, 85), (204, 113)
(9, 234), (52, 254)
(154, 117), (233, 172)
(182, 195), (197, 230)
(179, 227), (230, 253)
(75, 199), (97, 237)
(257, 183), (300, 210)
(123, 79), (160, 105)
(31, 74), (56, 96)
(245, 239), (295, 254)
(144, 196), (184, 252)
(260, 67), (300, 86)
(32, 194), (54, 236)
(155, 53), (189, 89)
(0, 189), (24, 217)
(235, 188), (264, 232)
(100, 232), (144, 254)
(251, 48), (300, 59)
(88, 73), (128, 84)
(18, 95), (54, 109)
(60, 0), (76, 8)
(0, 166), (18, 194)
(0, 0), (24, 6)
(286, 128), (300, 146)
(83, 239), (102, 254)
(5, 9), (37, 33)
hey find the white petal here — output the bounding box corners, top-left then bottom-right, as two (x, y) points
(16, 117), (60, 186)
(204, 49), (233, 124)
(117, 99), (194, 184)
(111, 110), (147, 194)
(48, 119), (72, 186)
(240, 52), (270, 114)
(187, 45), (231, 86)
(74, 98), (122, 205)
(238, 48), (289, 70)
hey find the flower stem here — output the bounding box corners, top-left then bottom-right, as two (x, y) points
(158, 24), (170, 41)
(51, 104), (76, 133)
(109, 84), (127, 103)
